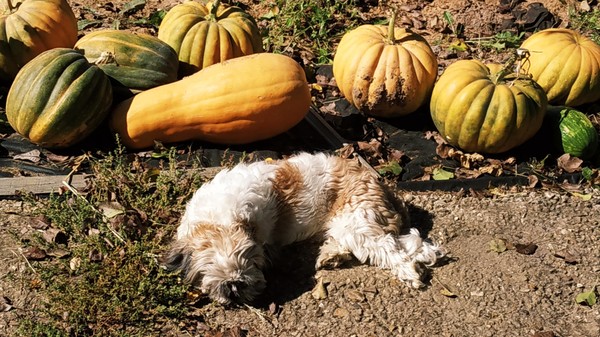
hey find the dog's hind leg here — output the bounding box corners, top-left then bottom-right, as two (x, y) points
(321, 209), (443, 288)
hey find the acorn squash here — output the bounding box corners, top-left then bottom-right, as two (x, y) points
(6, 48), (113, 148)
(74, 30), (179, 97)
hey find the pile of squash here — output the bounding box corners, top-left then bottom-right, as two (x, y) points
(2, 0), (599, 161)
(3, 0), (310, 149)
(331, 15), (600, 160)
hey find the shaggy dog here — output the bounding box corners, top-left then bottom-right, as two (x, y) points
(163, 152), (443, 305)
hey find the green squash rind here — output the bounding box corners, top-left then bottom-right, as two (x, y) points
(545, 106), (599, 160)
(74, 30), (179, 94)
(5, 48), (113, 148)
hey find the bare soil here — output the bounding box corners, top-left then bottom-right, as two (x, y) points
(1, 1), (600, 337)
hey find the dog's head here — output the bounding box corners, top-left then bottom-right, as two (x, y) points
(162, 223), (267, 305)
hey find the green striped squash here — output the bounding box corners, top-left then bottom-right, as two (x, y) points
(74, 30), (179, 97)
(158, 0), (263, 77)
(6, 48), (113, 148)
(545, 106), (599, 160)
(430, 60), (547, 154)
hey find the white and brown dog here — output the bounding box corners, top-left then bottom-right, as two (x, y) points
(163, 152), (443, 305)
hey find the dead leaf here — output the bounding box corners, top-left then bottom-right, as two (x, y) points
(571, 192), (592, 201)
(42, 228), (68, 245)
(424, 131), (447, 145)
(0, 296), (13, 312)
(557, 153), (583, 173)
(69, 257), (81, 271)
(13, 150), (42, 163)
(489, 238), (507, 253)
(460, 152), (484, 169)
(29, 215), (51, 230)
(528, 175), (539, 188)
(515, 243), (538, 255)
(554, 250), (580, 264)
(98, 201), (125, 219)
(319, 102), (337, 115)
(45, 153), (71, 163)
(23, 246), (47, 260)
(311, 278), (328, 300)
(580, 0), (591, 12)
(89, 248), (103, 262)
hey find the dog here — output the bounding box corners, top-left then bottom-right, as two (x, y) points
(163, 152), (443, 305)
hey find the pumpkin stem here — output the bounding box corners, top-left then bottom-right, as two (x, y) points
(386, 10), (397, 44)
(5, 0), (17, 12)
(492, 51), (519, 84)
(207, 0), (221, 21)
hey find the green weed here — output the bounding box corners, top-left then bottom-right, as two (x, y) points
(569, 7), (600, 44)
(468, 31), (525, 51)
(262, 0), (361, 65)
(17, 144), (205, 336)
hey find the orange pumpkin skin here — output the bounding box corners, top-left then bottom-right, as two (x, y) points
(157, 0), (263, 77)
(333, 25), (438, 117)
(110, 53), (311, 149)
(0, 0), (78, 83)
(520, 28), (600, 106)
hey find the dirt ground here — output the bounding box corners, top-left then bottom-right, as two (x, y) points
(1, 0), (600, 336)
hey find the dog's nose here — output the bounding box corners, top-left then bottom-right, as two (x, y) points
(226, 280), (246, 298)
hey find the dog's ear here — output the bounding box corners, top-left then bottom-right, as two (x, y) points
(161, 241), (192, 273)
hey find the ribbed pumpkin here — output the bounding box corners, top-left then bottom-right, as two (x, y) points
(0, 0), (78, 83)
(157, 0), (263, 77)
(332, 12), (438, 117)
(6, 48), (113, 148)
(520, 28), (600, 106)
(544, 106), (598, 160)
(110, 53), (311, 149)
(74, 30), (179, 96)
(430, 59), (547, 154)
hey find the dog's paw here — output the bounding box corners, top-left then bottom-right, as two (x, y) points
(315, 251), (353, 270)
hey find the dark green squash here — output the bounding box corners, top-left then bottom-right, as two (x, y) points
(6, 48), (113, 148)
(74, 30), (179, 98)
(545, 106), (599, 160)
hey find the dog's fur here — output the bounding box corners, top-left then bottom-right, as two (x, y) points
(163, 152), (443, 305)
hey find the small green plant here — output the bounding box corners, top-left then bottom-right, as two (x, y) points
(468, 31), (526, 51)
(262, 0), (361, 64)
(569, 7), (600, 44)
(17, 144), (205, 336)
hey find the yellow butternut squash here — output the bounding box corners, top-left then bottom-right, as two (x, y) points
(109, 53), (311, 149)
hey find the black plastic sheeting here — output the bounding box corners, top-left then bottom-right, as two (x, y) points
(0, 65), (581, 192)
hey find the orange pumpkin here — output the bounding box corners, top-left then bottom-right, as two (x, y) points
(332, 13), (438, 117)
(520, 28), (600, 106)
(0, 0), (78, 83)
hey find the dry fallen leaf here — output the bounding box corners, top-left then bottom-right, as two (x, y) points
(515, 243), (538, 255)
(13, 149), (42, 163)
(29, 215), (51, 230)
(23, 246), (47, 260)
(0, 296), (13, 312)
(554, 250), (580, 264)
(489, 238), (507, 253)
(311, 278), (328, 300)
(557, 153), (583, 173)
